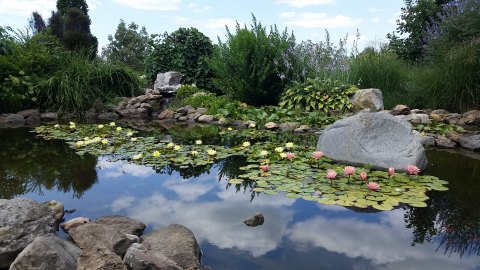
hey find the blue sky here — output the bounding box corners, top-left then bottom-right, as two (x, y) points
(1, 0), (405, 51)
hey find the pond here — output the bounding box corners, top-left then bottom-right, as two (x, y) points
(1, 127), (479, 270)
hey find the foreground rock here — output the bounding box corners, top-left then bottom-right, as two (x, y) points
(317, 112), (427, 171)
(350, 88), (384, 112)
(9, 234), (81, 270)
(124, 224), (206, 270)
(77, 247), (127, 270)
(0, 198), (56, 268)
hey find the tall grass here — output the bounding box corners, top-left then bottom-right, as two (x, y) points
(38, 51), (143, 112)
(348, 48), (409, 109)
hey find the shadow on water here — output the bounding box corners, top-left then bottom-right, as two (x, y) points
(405, 150), (480, 257)
(0, 128), (99, 199)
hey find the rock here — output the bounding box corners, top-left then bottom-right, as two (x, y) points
(293, 128), (305, 133)
(0, 198), (56, 268)
(411, 109), (427, 114)
(158, 109), (175, 120)
(124, 243), (182, 270)
(279, 122), (301, 131)
(188, 112), (202, 121)
(444, 113), (462, 125)
(98, 112), (120, 121)
(176, 105), (195, 115)
(196, 108), (207, 114)
(317, 112), (427, 171)
(458, 134), (480, 151)
(217, 117), (228, 126)
(435, 135), (456, 149)
(197, 115), (214, 123)
(413, 131), (436, 147)
(298, 124), (310, 131)
(60, 217), (90, 231)
(445, 131), (462, 142)
(68, 222), (138, 257)
(430, 109), (449, 122)
(459, 110), (480, 126)
(431, 109), (450, 115)
(264, 122), (278, 130)
(243, 213), (265, 227)
(350, 88), (384, 112)
(5, 114), (25, 124)
(397, 114), (431, 124)
(244, 120), (256, 128)
(178, 116), (188, 122)
(40, 112), (58, 122)
(93, 99), (107, 113)
(42, 200), (64, 223)
(77, 247), (127, 270)
(390, 104), (410, 116)
(140, 103), (152, 109)
(145, 89), (161, 95)
(16, 109), (39, 118)
(154, 71), (183, 94)
(9, 234), (81, 270)
(116, 108), (149, 119)
(95, 215), (146, 237)
(139, 224), (203, 269)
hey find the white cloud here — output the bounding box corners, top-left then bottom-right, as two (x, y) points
(371, 16), (380, 23)
(97, 159), (156, 179)
(280, 12), (362, 28)
(368, 7), (382, 13)
(171, 15), (236, 30)
(163, 175), (216, 202)
(0, 0), (100, 17)
(276, 0), (334, 7)
(187, 2), (211, 13)
(112, 0), (181, 11)
(112, 195), (135, 212)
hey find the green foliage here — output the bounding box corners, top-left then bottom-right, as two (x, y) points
(279, 78), (357, 113)
(209, 15), (294, 106)
(413, 122), (465, 135)
(146, 27), (214, 90)
(348, 48), (409, 109)
(102, 20), (150, 72)
(175, 84), (200, 100)
(172, 92), (233, 115)
(0, 69), (35, 113)
(56, 0), (89, 15)
(0, 26), (16, 55)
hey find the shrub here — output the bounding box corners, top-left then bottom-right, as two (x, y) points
(279, 78), (357, 114)
(145, 27), (214, 90)
(209, 15), (294, 106)
(170, 92), (233, 115)
(175, 84), (200, 100)
(348, 48), (409, 109)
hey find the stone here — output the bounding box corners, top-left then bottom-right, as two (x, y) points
(298, 124), (310, 131)
(293, 128), (305, 133)
(5, 114), (25, 124)
(413, 131), (436, 147)
(197, 115), (214, 123)
(459, 110), (480, 126)
(68, 222), (138, 257)
(77, 247), (127, 270)
(444, 113), (461, 125)
(317, 112), (427, 171)
(9, 234), (81, 270)
(430, 110), (449, 122)
(60, 217), (90, 231)
(188, 112), (202, 121)
(350, 88), (384, 112)
(154, 71), (183, 94)
(145, 89), (161, 95)
(445, 131), (462, 142)
(279, 122), (301, 132)
(124, 243), (182, 270)
(92, 99), (107, 113)
(431, 109), (450, 115)
(244, 120), (256, 128)
(95, 215), (146, 237)
(158, 109), (175, 120)
(140, 224), (203, 269)
(40, 112), (58, 122)
(458, 134), (480, 151)
(435, 136), (456, 149)
(0, 198), (56, 268)
(264, 122), (278, 130)
(16, 109), (40, 118)
(217, 117), (228, 126)
(178, 116), (188, 122)
(397, 114), (431, 124)
(25, 114), (41, 125)
(98, 112), (120, 121)
(140, 103), (152, 109)
(411, 109), (427, 114)
(176, 105), (195, 115)
(42, 200), (64, 223)
(390, 104), (410, 116)
(243, 213), (265, 227)
(117, 108), (149, 119)
(196, 108), (207, 114)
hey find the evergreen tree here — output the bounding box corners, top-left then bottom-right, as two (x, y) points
(56, 0), (89, 15)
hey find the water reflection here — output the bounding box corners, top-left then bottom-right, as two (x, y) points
(0, 128), (98, 199)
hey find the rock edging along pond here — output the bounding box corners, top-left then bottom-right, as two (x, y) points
(34, 122), (449, 211)
(0, 198), (211, 270)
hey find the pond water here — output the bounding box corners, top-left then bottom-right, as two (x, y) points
(1, 127), (480, 270)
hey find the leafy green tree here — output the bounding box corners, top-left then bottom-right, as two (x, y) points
(56, 0), (89, 15)
(102, 20), (150, 72)
(209, 15), (294, 106)
(145, 27), (213, 90)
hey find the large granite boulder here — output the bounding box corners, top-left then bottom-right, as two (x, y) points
(317, 112), (427, 171)
(95, 215), (146, 237)
(0, 198), (56, 268)
(9, 234), (81, 270)
(350, 88), (384, 112)
(458, 134), (480, 151)
(154, 72), (183, 94)
(124, 224), (207, 270)
(77, 247), (127, 270)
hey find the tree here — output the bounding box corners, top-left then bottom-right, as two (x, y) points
(62, 7), (97, 53)
(29, 11), (47, 34)
(102, 20), (150, 72)
(56, 0), (88, 15)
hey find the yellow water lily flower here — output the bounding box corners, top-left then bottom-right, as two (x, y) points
(109, 122), (116, 126)
(190, 150), (198, 156)
(227, 127), (233, 131)
(174, 145), (182, 151)
(275, 147), (284, 153)
(195, 140), (203, 145)
(130, 138), (137, 142)
(248, 123), (256, 128)
(69, 124), (76, 129)
(167, 142), (175, 149)
(93, 137), (101, 143)
(75, 141), (85, 147)
(152, 150), (160, 157)
(69, 122), (75, 126)
(126, 131), (133, 136)
(97, 124), (104, 128)
(101, 139), (108, 144)
(132, 153), (143, 160)
(242, 141), (251, 147)
(84, 137), (90, 141)
(285, 142), (294, 149)
(116, 127), (122, 131)
(260, 150), (269, 156)
(280, 152), (287, 159)
(207, 149), (217, 156)
(54, 124), (60, 128)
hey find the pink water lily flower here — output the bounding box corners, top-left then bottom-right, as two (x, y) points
(326, 169), (337, 179)
(259, 165), (269, 172)
(367, 182), (380, 191)
(360, 171), (368, 181)
(343, 166), (356, 176)
(406, 164), (420, 175)
(311, 151), (324, 160)
(388, 167), (395, 177)
(286, 152), (296, 160)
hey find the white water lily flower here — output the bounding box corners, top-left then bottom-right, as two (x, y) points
(167, 142), (175, 149)
(280, 152), (287, 159)
(285, 142), (294, 149)
(190, 150), (198, 156)
(195, 140), (203, 145)
(174, 145), (182, 151)
(75, 141), (85, 147)
(116, 127), (122, 131)
(101, 139), (108, 144)
(126, 131), (133, 136)
(130, 138), (137, 142)
(97, 124), (104, 128)
(260, 150), (269, 156)
(207, 149), (217, 156)
(132, 153), (143, 160)
(275, 147), (284, 153)
(242, 141), (251, 147)
(54, 124), (60, 128)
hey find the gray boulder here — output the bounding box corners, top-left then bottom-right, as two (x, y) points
(77, 247), (127, 270)
(197, 115), (214, 123)
(435, 135), (456, 149)
(243, 213), (265, 227)
(124, 243), (182, 270)
(459, 110), (480, 126)
(0, 198), (56, 268)
(279, 122), (301, 132)
(154, 72), (183, 94)
(317, 112), (427, 171)
(42, 200), (64, 223)
(5, 114), (25, 124)
(458, 134), (480, 151)
(40, 112), (58, 122)
(9, 234), (81, 270)
(350, 88), (384, 112)
(95, 215), (146, 237)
